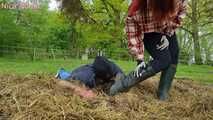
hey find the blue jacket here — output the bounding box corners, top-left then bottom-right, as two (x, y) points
(56, 65), (96, 88)
(56, 57), (124, 88)
(70, 64), (96, 88)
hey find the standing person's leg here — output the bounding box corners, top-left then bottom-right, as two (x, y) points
(109, 33), (172, 95)
(143, 33), (172, 72)
(157, 34), (179, 100)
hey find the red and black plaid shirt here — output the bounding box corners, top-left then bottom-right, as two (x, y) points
(125, 0), (187, 60)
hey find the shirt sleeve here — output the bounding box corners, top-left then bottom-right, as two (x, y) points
(165, 0), (187, 35)
(125, 16), (144, 60)
(177, 0), (187, 22)
(128, 0), (141, 16)
(172, 0), (188, 28)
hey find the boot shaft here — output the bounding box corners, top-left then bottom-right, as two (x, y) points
(109, 65), (156, 96)
(157, 65), (177, 100)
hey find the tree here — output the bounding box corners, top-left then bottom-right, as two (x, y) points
(59, 0), (95, 23)
(180, 0), (213, 64)
(59, 0), (128, 50)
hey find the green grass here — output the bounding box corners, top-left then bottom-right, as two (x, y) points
(0, 58), (212, 84)
(176, 64), (213, 84)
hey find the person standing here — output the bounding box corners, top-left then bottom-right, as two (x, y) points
(109, 0), (187, 100)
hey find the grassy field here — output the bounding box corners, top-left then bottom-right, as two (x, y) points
(0, 58), (212, 84)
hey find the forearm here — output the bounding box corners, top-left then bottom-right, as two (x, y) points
(125, 17), (144, 61)
(56, 80), (96, 99)
(172, 0), (187, 27)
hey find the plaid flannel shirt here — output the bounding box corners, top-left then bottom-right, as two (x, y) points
(125, 0), (187, 60)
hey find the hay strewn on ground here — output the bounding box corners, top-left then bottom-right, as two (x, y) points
(0, 74), (213, 120)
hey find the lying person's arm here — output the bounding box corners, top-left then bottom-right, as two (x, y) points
(56, 80), (97, 99)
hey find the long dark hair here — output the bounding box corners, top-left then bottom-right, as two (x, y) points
(140, 0), (176, 21)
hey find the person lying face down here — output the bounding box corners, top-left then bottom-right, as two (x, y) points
(55, 56), (125, 99)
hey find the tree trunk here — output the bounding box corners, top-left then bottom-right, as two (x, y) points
(191, 0), (202, 64)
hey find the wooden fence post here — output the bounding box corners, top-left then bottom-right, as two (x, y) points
(51, 48), (56, 60)
(33, 48), (36, 61)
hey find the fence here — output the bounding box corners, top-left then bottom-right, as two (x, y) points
(0, 45), (190, 63)
(0, 45), (134, 60)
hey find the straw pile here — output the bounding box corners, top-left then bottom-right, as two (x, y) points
(0, 74), (212, 120)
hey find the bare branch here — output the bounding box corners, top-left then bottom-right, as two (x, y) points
(180, 27), (193, 35)
(200, 21), (213, 27)
(200, 33), (213, 38)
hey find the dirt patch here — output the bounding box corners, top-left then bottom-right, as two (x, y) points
(0, 74), (212, 120)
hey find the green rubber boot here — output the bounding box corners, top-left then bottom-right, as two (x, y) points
(109, 65), (156, 96)
(157, 65), (177, 100)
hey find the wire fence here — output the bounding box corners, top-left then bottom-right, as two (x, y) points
(0, 45), (190, 63)
(0, 45), (133, 60)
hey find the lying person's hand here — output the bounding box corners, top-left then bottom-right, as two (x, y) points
(74, 87), (97, 100)
(56, 79), (97, 100)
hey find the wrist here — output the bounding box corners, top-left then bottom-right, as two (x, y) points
(136, 54), (144, 61)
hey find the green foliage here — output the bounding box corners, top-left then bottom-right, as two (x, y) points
(74, 0), (129, 52)
(0, 1), (74, 57)
(0, 10), (24, 57)
(179, 0), (213, 64)
(0, 0), (212, 63)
